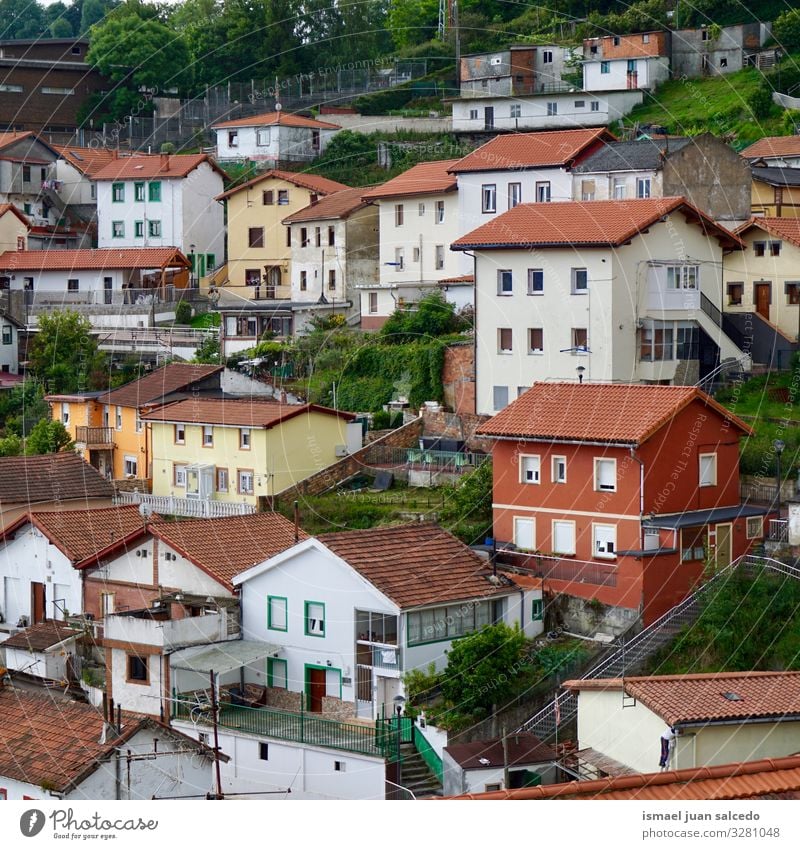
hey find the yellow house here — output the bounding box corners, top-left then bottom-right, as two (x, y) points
(140, 398), (355, 505)
(46, 363), (223, 480)
(0, 203), (28, 253)
(750, 166), (800, 218)
(214, 170), (348, 302)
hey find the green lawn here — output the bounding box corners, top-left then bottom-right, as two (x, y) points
(190, 312), (220, 329)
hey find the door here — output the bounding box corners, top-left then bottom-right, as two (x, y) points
(484, 106), (494, 130)
(715, 523), (732, 568)
(307, 667), (326, 712)
(755, 283), (771, 321)
(31, 582), (46, 624)
(103, 277), (113, 304)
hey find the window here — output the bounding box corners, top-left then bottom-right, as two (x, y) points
(132, 181), (144, 201)
(786, 282), (800, 305)
(746, 516), (763, 539)
(627, 59), (637, 73)
(2, 325), (14, 346)
(148, 220), (161, 237)
(368, 292), (378, 313)
(202, 425), (213, 447)
(527, 268), (543, 295)
(770, 241), (782, 256)
(101, 593), (115, 616)
(228, 130), (239, 147)
(497, 269), (513, 295)
(435, 245), (445, 270)
(67, 278), (79, 292)
(594, 524), (617, 558)
(720, 57), (728, 68)
(435, 201), (445, 223)
(594, 458), (616, 492)
(245, 269), (261, 286)
(394, 247), (404, 270)
(277, 190), (289, 205)
(334, 761), (346, 772)
(0, 83), (22, 92)
(238, 469), (254, 494)
(267, 657), (288, 689)
(498, 327), (513, 353)
(23, 202), (31, 214)
(259, 743), (270, 760)
(546, 102), (557, 116)
(417, 202), (425, 216)
(328, 269), (336, 290)
(256, 128), (270, 146)
(124, 456), (138, 477)
(305, 601), (325, 636)
(552, 520), (576, 555)
(508, 182), (522, 208)
(174, 464), (187, 487)
(613, 177), (626, 199)
(112, 182), (125, 202)
(701, 28), (709, 41)
(581, 179), (595, 201)
(681, 527), (707, 562)
(514, 517), (535, 551)
(315, 227), (321, 247)
(148, 182), (161, 202)
(262, 189), (274, 205)
(642, 33), (650, 43)
(134, 220), (144, 238)
(395, 204), (404, 226)
(535, 181), (551, 203)
(328, 226), (335, 246)
(531, 598), (544, 621)
(300, 270), (307, 291)
(115, 406), (122, 430)
(640, 326), (674, 361)
(469, 108), (478, 120)
(112, 221), (124, 238)
(666, 265), (698, 290)
(127, 655), (148, 683)
(601, 61), (610, 73)
(543, 50), (553, 63)
(510, 104), (521, 118)
(206, 253), (216, 270)
(520, 455), (541, 484)
(591, 101), (600, 112)
(136, 413), (143, 433)
(699, 453), (716, 487)
(240, 427), (251, 449)
(406, 599), (503, 645)
(528, 328), (543, 354)
(636, 177), (651, 198)
(300, 227), (309, 247)
(174, 423), (185, 444)
(676, 326), (699, 359)
(248, 227), (264, 248)
(216, 467), (228, 492)
(571, 268), (588, 293)
(482, 184), (497, 213)
(268, 596), (288, 631)
(728, 282), (744, 305)
(286, 227), (292, 247)
(413, 246), (420, 263)
(574, 100), (585, 108)
(493, 385), (508, 411)
(572, 327), (588, 351)
(613, 36), (620, 46)
(552, 455), (567, 483)
(753, 241), (766, 257)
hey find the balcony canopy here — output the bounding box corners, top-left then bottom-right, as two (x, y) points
(170, 640), (280, 675)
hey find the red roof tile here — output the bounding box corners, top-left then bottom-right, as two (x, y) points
(361, 160), (460, 200)
(0, 131), (35, 152)
(451, 197), (741, 250)
(0, 247), (190, 272)
(92, 152), (226, 181)
(140, 398), (354, 427)
(736, 216), (800, 250)
(216, 168), (348, 201)
(213, 110), (340, 130)
(150, 512), (307, 591)
(741, 136), (800, 159)
(476, 382), (751, 445)
(3, 620), (81, 652)
(0, 202), (29, 226)
(317, 523), (513, 608)
(282, 187), (372, 223)
(445, 733), (556, 770)
(0, 452), (113, 506)
(99, 362), (223, 409)
(564, 671), (800, 725)
(448, 128), (614, 173)
(54, 145), (122, 177)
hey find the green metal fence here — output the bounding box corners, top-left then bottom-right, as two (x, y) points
(413, 724), (443, 783)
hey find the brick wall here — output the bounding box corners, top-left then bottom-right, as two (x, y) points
(443, 343), (475, 415)
(421, 409), (490, 452)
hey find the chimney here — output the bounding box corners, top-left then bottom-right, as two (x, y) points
(160, 152), (169, 172)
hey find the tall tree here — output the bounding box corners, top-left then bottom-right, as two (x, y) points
(0, 0), (47, 39)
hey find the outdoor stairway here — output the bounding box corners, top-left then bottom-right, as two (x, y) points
(516, 554), (800, 741)
(400, 742), (443, 799)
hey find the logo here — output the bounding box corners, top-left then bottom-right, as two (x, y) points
(20, 810), (46, 838)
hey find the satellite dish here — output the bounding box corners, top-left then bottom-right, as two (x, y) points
(139, 503), (154, 520)
(275, 102), (282, 111)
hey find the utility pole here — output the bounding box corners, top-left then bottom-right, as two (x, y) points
(209, 670), (224, 799)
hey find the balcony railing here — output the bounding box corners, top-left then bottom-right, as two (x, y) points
(366, 446), (490, 474)
(497, 549), (618, 587)
(769, 519), (789, 543)
(741, 481), (778, 505)
(358, 641), (401, 672)
(173, 698), (399, 759)
(75, 426), (114, 447)
(114, 490), (255, 518)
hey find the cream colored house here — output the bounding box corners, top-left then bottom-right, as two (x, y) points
(564, 672), (800, 774)
(0, 202), (28, 252)
(214, 170), (348, 303)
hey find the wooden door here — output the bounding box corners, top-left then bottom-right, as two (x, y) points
(307, 668), (326, 713)
(31, 582), (45, 624)
(715, 523), (732, 569)
(755, 283), (771, 320)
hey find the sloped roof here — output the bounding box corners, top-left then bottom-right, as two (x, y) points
(448, 128), (614, 173)
(736, 216), (800, 249)
(741, 136), (800, 159)
(150, 512), (307, 592)
(0, 247), (190, 272)
(0, 452), (113, 506)
(216, 168), (349, 201)
(445, 733), (556, 770)
(564, 671), (800, 725)
(3, 620), (81, 652)
(99, 363), (222, 409)
(92, 153), (226, 181)
(0, 131), (35, 152)
(317, 523), (513, 609)
(140, 398), (354, 427)
(54, 145), (121, 177)
(750, 165), (800, 187)
(0, 202), (30, 226)
(282, 187), (372, 223)
(476, 382), (751, 445)
(361, 159), (460, 200)
(213, 110), (340, 130)
(451, 197), (742, 250)
(573, 137), (692, 173)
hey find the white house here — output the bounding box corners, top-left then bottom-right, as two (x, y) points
(0, 132), (61, 232)
(0, 308), (21, 375)
(93, 152), (226, 280)
(212, 110), (340, 163)
(451, 197), (746, 414)
(359, 159), (465, 329)
(582, 32), (671, 92)
(459, 45), (579, 98)
(233, 523), (543, 721)
(0, 620), (80, 683)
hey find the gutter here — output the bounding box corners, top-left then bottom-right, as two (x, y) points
(479, 435), (636, 449)
(676, 714), (800, 730)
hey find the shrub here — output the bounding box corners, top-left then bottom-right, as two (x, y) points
(174, 301), (192, 324)
(371, 409), (390, 429)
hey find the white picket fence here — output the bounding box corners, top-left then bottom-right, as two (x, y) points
(114, 491), (256, 518)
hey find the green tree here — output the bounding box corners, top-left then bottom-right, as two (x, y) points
(27, 311), (107, 395)
(774, 9), (800, 55)
(0, 0), (46, 39)
(0, 434), (22, 456)
(440, 622), (530, 717)
(193, 332), (220, 364)
(380, 292), (462, 343)
(0, 381), (50, 438)
(25, 419), (74, 455)
(45, 2), (74, 36)
(50, 17), (74, 37)
(79, 0), (108, 34)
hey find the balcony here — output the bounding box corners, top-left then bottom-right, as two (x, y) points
(115, 490), (256, 519)
(75, 426), (115, 449)
(357, 641), (402, 672)
(104, 608), (238, 650)
(497, 549), (618, 587)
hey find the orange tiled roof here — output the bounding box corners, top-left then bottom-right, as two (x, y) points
(361, 159), (460, 200)
(736, 216), (800, 250)
(216, 168), (349, 201)
(54, 145), (121, 177)
(282, 187), (372, 223)
(140, 398), (354, 427)
(476, 382), (751, 445)
(0, 247), (190, 272)
(317, 523), (512, 609)
(0, 452), (113, 505)
(212, 110), (340, 130)
(99, 362), (222, 409)
(741, 136), (800, 159)
(92, 152), (226, 181)
(448, 128), (614, 173)
(3, 620), (81, 652)
(0, 202), (29, 225)
(150, 512), (307, 591)
(564, 671), (800, 725)
(447, 754), (800, 800)
(451, 197), (742, 250)
(0, 131), (35, 152)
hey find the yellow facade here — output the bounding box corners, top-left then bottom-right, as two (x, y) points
(0, 208), (28, 252)
(148, 410), (350, 503)
(751, 178), (800, 218)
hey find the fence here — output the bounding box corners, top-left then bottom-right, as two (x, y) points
(114, 491), (255, 518)
(413, 724), (443, 783)
(365, 445), (489, 474)
(769, 519), (789, 543)
(497, 549), (618, 588)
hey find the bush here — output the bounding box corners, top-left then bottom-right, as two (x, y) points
(390, 411), (405, 428)
(174, 301), (192, 324)
(371, 409), (390, 429)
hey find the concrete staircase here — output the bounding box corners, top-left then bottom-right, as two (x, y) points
(399, 742), (442, 799)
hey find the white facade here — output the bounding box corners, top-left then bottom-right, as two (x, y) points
(0, 157), (58, 230)
(0, 315), (20, 374)
(8, 265), (148, 306)
(215, 122), (338, 163)
(442, 750), (558, 796)
(583, 56), (670, 91)
(572, 168), (662, 201)
(2, 641), (74, 681)
(53, 158), (97, 207)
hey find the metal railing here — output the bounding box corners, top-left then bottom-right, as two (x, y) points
(25, 287), (200, 310)
(358, 641), (402, 672)
(75, 426), (114, 446)
(367, 445), (490, 473)
(740, 480), (778, 505)
(498, 549), (618, 588)
(768, 519), (789, 543)
(114, 490), (255, 518)
(174, 697), (398, 759)
(700, 292), (722, 328)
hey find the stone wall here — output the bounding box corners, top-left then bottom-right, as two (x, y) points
(321, 695), (358, 721)
(264, 687), (302, 711)
(443, 343), (475, 416)
(421, 409), (490, 452)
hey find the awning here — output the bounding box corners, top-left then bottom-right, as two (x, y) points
(643, 504), (769, 530)
(170, 640), (280, 675)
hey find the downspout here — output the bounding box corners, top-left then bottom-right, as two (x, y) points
(630, 446), (646, 616)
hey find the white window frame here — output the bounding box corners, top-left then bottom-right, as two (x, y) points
(435, 200), (445, 223)
(240, 427), (251, 449)
(174, 464), (187, 487)
(482, 184), (497, 213)
(594, 457), (617, 492)
(552, 520), (576, 556)
(510, 104), (521, 118)
(498, 327), (513, 354)
(746, 516), (763, 539)
(175, 423), (185, 444)
(593, 523), (617, 559)
(636, 177), (652, 198)
(435, 245), (445, 270)
(535, 181), (551, 203)
(238, 469), (254, 494)
(527, 268), (543, 295)
(394, 247), (404, 271)
(497, 269), (513, 295)
(612, 178), (626, 199)
(508, 182), (522, 208)
(528, 327), (543, 354)
(216, 468), (228, 492)
(699, 452), (717, 487)
(552, 455), (567, 484)
(520, 454), (541, 485)
(123, 456), (138, 477)
(571, 268), (588, 294)
(667, 265), (699, 290)
(203, 425), (214, 447)
(513, 517), (536, 551)
(61, 403), (70, 426)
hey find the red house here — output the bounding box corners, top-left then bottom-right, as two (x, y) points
(477, 383), (767, 625)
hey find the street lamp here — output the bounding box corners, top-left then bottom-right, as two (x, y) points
(393, 693), (406, 790)
(576, 365), (586, 384)
(774, 439), (785, 516)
